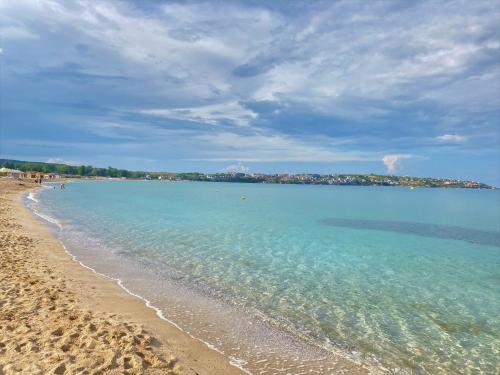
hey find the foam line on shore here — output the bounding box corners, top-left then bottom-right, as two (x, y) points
(56, 240), (252, 374)
(31, 209), (63, 230)
(26, 189), (63, 230)
(27, 191), (39, 203)
(23, 187), (375, 375)
(24, 189), (250, 373)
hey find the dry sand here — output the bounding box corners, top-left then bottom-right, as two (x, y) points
(0, 178), (243, 375)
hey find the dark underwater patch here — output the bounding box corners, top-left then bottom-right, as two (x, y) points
(319, 218), (500, 247)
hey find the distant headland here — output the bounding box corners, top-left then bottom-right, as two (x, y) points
(0, 159), (493, 189)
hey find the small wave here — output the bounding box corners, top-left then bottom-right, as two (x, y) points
(31, 209), (63, 230)
(229, 357), (251, 374)
(57, 241), (252, 375)
(25, 190), (63, 230)
(27, 192), (39, 203)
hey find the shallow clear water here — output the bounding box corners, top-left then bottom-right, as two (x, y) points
(31, 181), (499, 373)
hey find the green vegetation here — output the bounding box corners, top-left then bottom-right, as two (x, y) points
(0, 159), (492, 189)
(0, 159), (146, 179)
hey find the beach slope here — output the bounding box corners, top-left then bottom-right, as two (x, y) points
(0, 178), (243, 374)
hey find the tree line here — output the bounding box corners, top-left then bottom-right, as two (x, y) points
(0, 159), (147, 179)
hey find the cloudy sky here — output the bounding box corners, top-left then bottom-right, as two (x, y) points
(1, 0), (499, 183)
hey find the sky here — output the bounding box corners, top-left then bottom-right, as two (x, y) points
(1, 0), (499, 184)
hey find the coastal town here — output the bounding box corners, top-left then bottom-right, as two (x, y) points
(0, 159), (493, 189)
(172, 172), (493, 189)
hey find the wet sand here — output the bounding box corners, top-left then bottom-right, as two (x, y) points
(0, 178), (243, 374)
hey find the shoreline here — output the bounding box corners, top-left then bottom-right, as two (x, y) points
(54, 231), (251, 374)
(3, 177), (377, 374)
(0, 178), (244, 374)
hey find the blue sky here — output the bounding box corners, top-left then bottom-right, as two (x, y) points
(1, 0), (499, 184)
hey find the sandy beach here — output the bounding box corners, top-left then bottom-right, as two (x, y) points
(0, 178), (243, 374)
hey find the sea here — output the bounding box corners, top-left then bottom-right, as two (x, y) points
(26, 180), (500, 374)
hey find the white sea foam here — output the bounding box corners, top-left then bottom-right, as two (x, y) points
(25, 189), (63, 230)
(56, 241), (252, 375)
(31, 209), (63, 230)
(27, 192), (39, 203)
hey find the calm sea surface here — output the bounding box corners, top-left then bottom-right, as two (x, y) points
(29, 181), (500, 374)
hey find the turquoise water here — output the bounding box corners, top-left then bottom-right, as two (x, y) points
(31, 181), (499, 373)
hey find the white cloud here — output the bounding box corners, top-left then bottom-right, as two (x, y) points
(222, 162), (249, 173)
(2, 0), (498, 117)
(46, 157), (81, 165)
(382, 154), (413, 174)
(0, 0), (498, 168)
(435, 134), (468, 143)
(139, 101), (257, 127)
(248, 1), (500, 119)
(195, 131), (378, 162)
(0, 25), (37, 39)
(0, 0), (279, 101)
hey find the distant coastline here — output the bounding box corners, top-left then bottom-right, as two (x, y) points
(0, 158), (493, 189)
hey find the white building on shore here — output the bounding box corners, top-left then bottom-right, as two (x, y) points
(0, 167), (24, 178)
